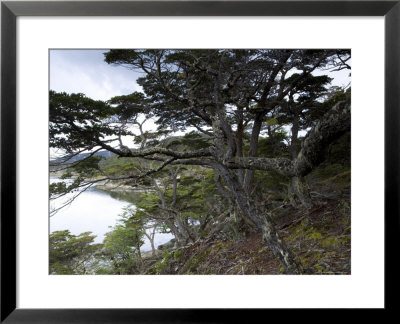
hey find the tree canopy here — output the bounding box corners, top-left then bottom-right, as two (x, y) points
(50, 49), (351, 274)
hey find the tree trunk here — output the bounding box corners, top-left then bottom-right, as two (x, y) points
(243, 112), (263, 194)
(287, 184), (298, 208)
(261, 214), (303, 274)
(235, 108), (245, 184)
(136, 241), (144, 273)
(217, 165), (302, 274)
(164, 218), (185, 245)
(176, 215), (191, 244)
(290, 109), (312, 207)
(291, 176), (312, 208)
(145, 227), (157, 256)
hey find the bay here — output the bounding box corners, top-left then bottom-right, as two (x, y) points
(50, 178), (174, 251)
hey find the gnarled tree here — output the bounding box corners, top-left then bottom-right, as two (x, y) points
(50, 49), (351, 274)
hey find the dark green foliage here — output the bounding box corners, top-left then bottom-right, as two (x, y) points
(326, 132), (351, 167)
(306, 131), (351, 184)
(50, 91), (123, 153)
(305, 88), (350, 129)
(164, 132), (212, 151)
(50, 211), (147, 275)
(71, 156), (102, 177)
(108, 92), (149, 122)
(101, 208), (145, 274)
(99, 155), (141, 177)
(104, 49), (140, 65)
(257, 134), (290, 159)
(49, 177), (83, 197)
(49, 230), (101, 274)
(135, 192), (160, 212)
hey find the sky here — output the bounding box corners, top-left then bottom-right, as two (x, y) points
(50, 49), (142, 100)
(50, 49), (351, 101)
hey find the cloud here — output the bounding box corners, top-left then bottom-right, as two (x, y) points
(50, 49), (141, 100)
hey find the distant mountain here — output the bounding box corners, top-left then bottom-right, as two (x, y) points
(50, 150), (115, 165)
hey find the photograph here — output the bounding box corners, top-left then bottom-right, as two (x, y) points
(49, 49), (351, 275)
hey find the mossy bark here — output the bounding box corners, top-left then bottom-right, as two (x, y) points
(261, 216), (303, 274)
(291, 176), (312, 208)
(217, 165), (302, 274)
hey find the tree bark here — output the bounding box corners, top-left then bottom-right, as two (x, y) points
(243, 112), (263, 194)
(291, 176), (312, 208)
(144, 226), (157, 256)
(290, 110), (312, 207)
(216, 164), (302, 274)
(261, 214), (303, 274)
(235, 108), (245, 184)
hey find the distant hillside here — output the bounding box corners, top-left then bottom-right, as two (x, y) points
(50, 150), (115, 165)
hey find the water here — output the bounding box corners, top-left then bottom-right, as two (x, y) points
(50, 178), (174, 251)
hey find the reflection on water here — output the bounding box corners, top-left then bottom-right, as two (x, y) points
(50, 180), (174, 251)
(95, 188), (145, 205)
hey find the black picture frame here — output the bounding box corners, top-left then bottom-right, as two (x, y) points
(1, 0), (399, 322)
